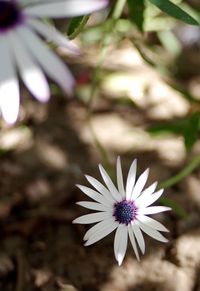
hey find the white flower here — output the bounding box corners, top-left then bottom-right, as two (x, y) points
(73, 157), (171, 266)
(0, 0), (108, 124)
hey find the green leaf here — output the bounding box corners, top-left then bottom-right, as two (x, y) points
(148, 112), (200, 151)
(148, 0), (199, 25)
(183, 112), (200, 151)
(148, 119), (186, 136)
(127, 0), (145, 31)
(67, 15), (89, 39)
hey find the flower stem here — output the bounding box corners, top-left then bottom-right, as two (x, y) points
(87, 0), (126, 167)
(88, 0), (126, 109)
(160, 154), (200, 189)
(88, 120), (112, 168)
(159, 156), (200, 218)
(112, 0), (127, 19)
(68, 15), (89, 40)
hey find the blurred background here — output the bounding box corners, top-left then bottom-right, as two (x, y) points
(0, 1), (200, 290)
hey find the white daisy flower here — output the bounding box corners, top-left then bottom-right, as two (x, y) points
(0, 0), (108, 124)
(73, 157), (171, 266)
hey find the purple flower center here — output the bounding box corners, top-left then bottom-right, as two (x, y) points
(0, 1), (23, 31)
(113, 200), (137, 225)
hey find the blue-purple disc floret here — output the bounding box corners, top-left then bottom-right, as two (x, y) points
(0, 0), (24, 32)
(113, 199), (137, 225)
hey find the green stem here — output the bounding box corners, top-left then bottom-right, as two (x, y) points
(88, 0), (126, 109)
(112, 0), (127, 19)
(159, 155), (200, 218)
(160, 154), (200, 189)
(68, 15), (90, 40)
(87, 0), (126, 167)
(88, 120), (111, 168)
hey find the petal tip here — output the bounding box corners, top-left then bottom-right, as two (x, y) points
(117, 257), (123, 266)
(136, 256), (140, 262)
(84, 241), (90, 247)
(117, 156), (121, 162)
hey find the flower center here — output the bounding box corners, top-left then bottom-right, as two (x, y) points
(113, 200), (137, 225)
(0, 1), (23, 31)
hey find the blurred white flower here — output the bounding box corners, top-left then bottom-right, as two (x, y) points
(73, 157), (171, 266)
(0, 0), (108, 124)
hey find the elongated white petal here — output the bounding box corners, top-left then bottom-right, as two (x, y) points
(0, 81), (19, 124)
(85, 175), (115, 203)
(126, 159), (137, 200)
(76, 184), (111, 206)
(136, 189), (164, 208)
(27, 18), (79, 54)
(0, 37), (19, 124)
(83, 217), (117, 241)
(76, 201), (111, 212)
(24, 0), (108, 18)
(138, 221), (168, 243)
(73, 211), (111, 224)
(114, 224), (128, 266)
(116, 156), (125, 198)
(128, 224), (140, 261)
(131, 168), (149, 201)
(85, 220), (118, 246)
(137, 215), (169, 232)
(135, 182), (158, 207)
(114, 225), (121, 263)
(132, 221), (145, 254)
(99, 164), (121, 201)
(9, 30), (50, 102)
(139, 206), (171, 215)
(140, 181), (158, 198)
(17, 26), (74, 95)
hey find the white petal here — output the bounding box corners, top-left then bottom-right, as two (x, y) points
(126, 159), (137, 200)
(73, 211), (111, 224)
(138, 221), (168, 243)
(134, 182), (158, 207)
(24, 0), (108, 18)
(83, 217), (117, 241)
(131, 168), (149, 201)
(114, 224), (128, 266)
(116, 156), (125, 198)
(76, 201), (111, 212)
(128, 224), (140, 261)
(0, 82), (19, 124)
(0, 37), (19, 124)
(114, 226), (121, 263)
(137, 215), (169, 232)
(85, 219), (118, 246)
(136, 189), (164, 208)
(17, 26), (75, 95)
(139, 206), (171, 215)
(132, 221), (145, 254)
(9, 30), (50, 102)
(140, 181), (158, 197)
(99, 164), (121, 201)
(85, 175), (115, 204)
(76, 184), (111, 206)
(27, 18), (80, 54)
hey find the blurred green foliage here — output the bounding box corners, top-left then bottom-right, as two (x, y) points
(148, 112), (200, 151)
(127, 0), (145, 31)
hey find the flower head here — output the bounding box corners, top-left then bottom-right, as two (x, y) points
(0, 0), (108, 124)
(73, 157), (171, 266)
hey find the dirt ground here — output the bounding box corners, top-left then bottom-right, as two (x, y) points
(0, 42), (200, 291)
